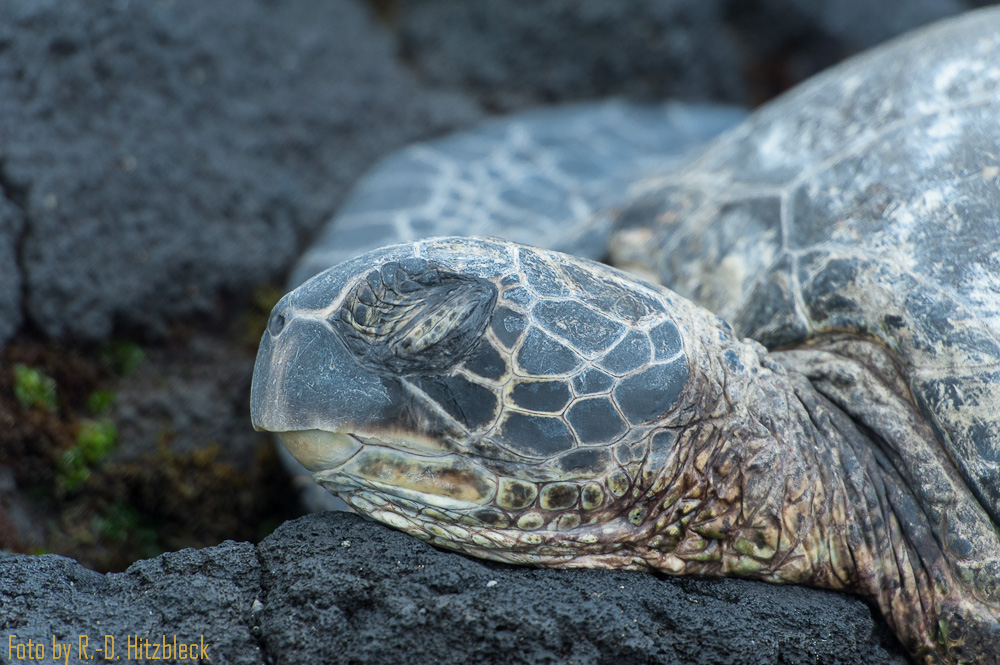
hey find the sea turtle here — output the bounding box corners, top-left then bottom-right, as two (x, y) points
(250, 10), (1000, 665)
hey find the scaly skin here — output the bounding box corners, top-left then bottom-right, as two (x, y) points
(626, 333), (1000, 664)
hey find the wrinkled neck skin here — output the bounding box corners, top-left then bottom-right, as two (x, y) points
(612, 329), (999, 665)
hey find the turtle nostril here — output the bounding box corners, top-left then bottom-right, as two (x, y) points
(267, 311), (286, 336)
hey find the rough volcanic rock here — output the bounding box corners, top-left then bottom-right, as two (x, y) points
(1, 540), (262, 665)
(392, 0), (978, 109)
(0, 197), (24, 344)
(394, 0), (744, 111)
(749, 0), (967, 48)
(1, 512), (909, 664)
(0, 0), (478, 345)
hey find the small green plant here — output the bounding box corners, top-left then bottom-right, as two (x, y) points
(94, 504), (161, 557)
(95, 504), (139, 543)
(13, 364), (57, 412)
(76, 419), (118, 462)
(58, 448), (89, 492)
(58, 419), (118, 492)
(86, 390), (116, 415)
(103, 341), (145, 375)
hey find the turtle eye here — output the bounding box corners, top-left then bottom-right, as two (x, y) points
(333, 260), (497, 375)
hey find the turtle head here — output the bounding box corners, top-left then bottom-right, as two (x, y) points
(252, 237), (704, 567)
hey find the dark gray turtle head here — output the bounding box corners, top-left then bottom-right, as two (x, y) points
(252, 237), (708, 565)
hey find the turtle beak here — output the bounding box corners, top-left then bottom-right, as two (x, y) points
(252, 242), (421, 441)
(250, 297), (395, 449)
(250, 295), (497, 509)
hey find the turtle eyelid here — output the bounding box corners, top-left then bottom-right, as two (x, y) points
(333, 265), (498, 375)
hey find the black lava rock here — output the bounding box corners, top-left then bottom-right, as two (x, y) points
(392, 0), (980, 109)
(1, 512), (909, 664)
(395, 0), (745, 110)
(0, 0), (478, 344)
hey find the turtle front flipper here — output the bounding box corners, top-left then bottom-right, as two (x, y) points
(775, 338), (1000, 664)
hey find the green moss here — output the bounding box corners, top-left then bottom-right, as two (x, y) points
(95, 504), (139, 543)
(77, 419), (118, 462)
(102, 341), (145, 375)
(13, 364), (57, 412)
(86, 390), (116, 415)
(57, 448), (90, 492)
(93, 504), (161, 557)
(58, 419), (118, 492)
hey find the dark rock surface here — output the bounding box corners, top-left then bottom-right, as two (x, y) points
(392, 0), (983, 110)
(395, 0), (745, 111)
(0, 0), (477, 344)
(1, 511), (909, 664)
(2, 539), (262, 665)
(750, 0), (967, 48)
(0, 198), (24, 344)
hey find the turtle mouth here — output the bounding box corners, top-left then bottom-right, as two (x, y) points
(276, 429), (497, 511)
(276, 429), (646, 567)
